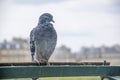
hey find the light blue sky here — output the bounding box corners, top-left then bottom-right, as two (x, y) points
(0, 0), (120, 52)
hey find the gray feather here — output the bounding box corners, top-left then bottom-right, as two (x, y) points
(30, 13), (57, 62)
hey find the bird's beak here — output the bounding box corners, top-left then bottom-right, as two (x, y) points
(51, 19), (55, 23)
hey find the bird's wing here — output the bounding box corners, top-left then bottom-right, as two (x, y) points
(30, 28), (35, 55)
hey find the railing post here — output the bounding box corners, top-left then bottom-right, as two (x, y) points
(100, 60), (107, 80)
(100, 60), (120, 80)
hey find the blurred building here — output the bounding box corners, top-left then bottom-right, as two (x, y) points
(0, 38), (75, 63)
(50, 45), (75, 62)
(76, 45), (120, 65)
(79, 45), (120, 59)
(0, 38), (31, 62)
(0, 37), (120, 65)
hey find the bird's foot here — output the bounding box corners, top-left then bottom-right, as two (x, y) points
(47, 62), (50, 66)
(34, 60), (41, 65)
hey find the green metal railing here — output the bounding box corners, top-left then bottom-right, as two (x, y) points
(0, 62), (120, 80)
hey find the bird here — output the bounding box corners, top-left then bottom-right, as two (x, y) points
(30, 13), (57, 80)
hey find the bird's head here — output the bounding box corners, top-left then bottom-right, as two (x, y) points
(39, 13), (54, 24)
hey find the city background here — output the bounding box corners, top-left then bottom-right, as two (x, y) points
(0, 37), (120, 66)
(0, 0), (120, 80)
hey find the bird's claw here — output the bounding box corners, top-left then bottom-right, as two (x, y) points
(47, 62), (50, 66)
(34, 60), (41, 65)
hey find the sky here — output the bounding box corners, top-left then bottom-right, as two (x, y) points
(0, 0), (120, 52)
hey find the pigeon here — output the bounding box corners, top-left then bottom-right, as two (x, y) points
(30, 13), (57, 80)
